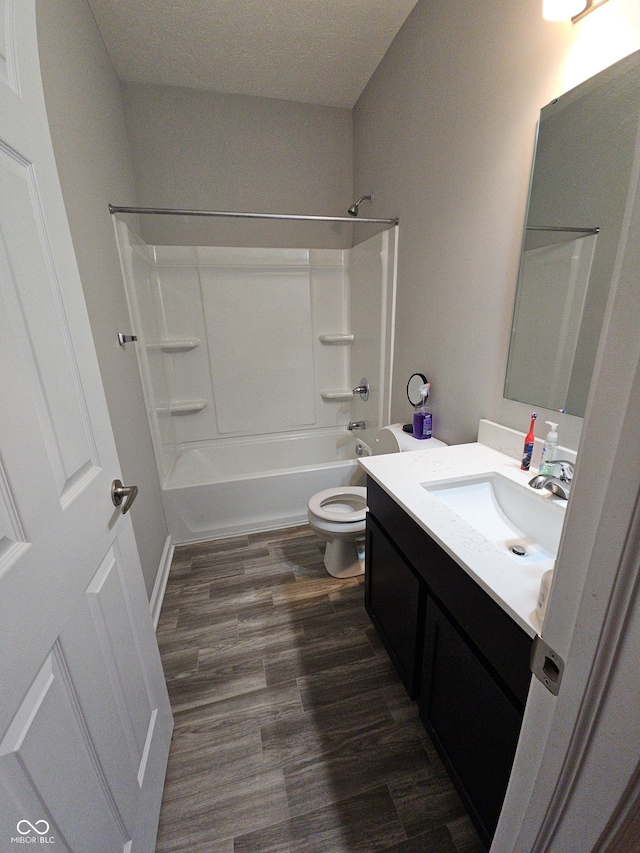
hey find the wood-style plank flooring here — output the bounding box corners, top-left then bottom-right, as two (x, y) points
(155, 525), (486, 853)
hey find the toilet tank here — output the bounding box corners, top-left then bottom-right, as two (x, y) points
(373, 423), (448, 455)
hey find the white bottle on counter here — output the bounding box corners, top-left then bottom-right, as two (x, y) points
(536, 569), (554, 623)
(538, 421), (559, 476)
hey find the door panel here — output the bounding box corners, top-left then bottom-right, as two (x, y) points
(0, 3), (172, 850)
(57, 545), (161, 833)
(0, 144), (98, 500)
(84, 547), (158, 771)
(0, 649), (128, 853)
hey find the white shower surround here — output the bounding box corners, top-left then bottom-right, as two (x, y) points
(114, 220), (397, 543)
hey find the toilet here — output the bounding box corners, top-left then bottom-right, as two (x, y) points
(307, 425), (447, 578)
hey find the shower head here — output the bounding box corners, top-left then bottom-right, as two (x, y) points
(347, 195), (372, 216)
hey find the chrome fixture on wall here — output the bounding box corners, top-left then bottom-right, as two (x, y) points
(117, 332), (138, 348)
(347, 421), (366, 431)
(352, 378), (370, 401)
(347, 195), (372, 217)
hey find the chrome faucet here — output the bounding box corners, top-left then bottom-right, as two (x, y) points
(528, 460), (575, 500)
(352, 378), (370, 401)
(347, 421), (366, 431)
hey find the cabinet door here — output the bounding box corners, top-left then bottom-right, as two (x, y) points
(420, 596), (524, 845)
(365, 514), (424, 697)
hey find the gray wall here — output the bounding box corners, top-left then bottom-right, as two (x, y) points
(121, 84), (354, 248)
(353, 0), (638, 450)
(36, 0), (168, 598)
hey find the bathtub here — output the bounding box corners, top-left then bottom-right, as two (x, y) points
(161, 428), (368, 543)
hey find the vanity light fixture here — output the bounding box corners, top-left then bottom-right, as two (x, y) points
(543, 0), (610, 21)
(543, 0), (586, 20)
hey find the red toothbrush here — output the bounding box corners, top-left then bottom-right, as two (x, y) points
(520, 412), (537, 471)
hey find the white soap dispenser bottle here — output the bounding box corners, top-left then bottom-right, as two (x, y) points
(538, 421), (558, 476)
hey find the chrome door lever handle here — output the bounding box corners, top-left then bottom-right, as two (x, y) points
(111, 479), (139, 514)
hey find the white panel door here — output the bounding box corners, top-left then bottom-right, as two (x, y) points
(0, 3), (172, 851)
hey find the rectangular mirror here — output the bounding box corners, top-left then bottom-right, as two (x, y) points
(504, 49), (640, 417)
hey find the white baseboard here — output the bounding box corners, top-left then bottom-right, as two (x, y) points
(150, 535), (174, 630)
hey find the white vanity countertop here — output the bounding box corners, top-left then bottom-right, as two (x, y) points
(359, 442), (566, 637)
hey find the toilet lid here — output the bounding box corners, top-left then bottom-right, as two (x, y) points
(308, 486), (367, 523)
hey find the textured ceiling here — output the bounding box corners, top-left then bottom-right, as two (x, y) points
(87, 0), (419, 108)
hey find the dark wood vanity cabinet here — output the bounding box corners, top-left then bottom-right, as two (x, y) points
(422, 596), (528, 842)
(364, 513), (425, 697)
(364, 477), (534, 846)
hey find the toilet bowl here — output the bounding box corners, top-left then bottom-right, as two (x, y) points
(307, 486), (368, 578)
(308, 425), (447, 578)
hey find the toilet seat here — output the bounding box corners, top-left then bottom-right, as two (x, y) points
(307, 426), (448, 578)
(307, 486), (367, 524)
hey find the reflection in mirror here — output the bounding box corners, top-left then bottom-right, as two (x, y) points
(505, 49), (640, 417)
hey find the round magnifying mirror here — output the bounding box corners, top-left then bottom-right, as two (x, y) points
(407, 372), (428, 407)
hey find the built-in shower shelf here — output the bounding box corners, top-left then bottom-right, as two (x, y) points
(147, 339), (201, 352)
(318, 334), (355, 344)
(157, 400), (208, 415)
(320, 389), (354, 401)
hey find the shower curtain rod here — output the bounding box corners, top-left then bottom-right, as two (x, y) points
(526, 225), (600, 234)
(108, 204), (399, 226)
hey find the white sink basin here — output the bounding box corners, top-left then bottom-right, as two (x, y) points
(423, 472), (566, 564)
